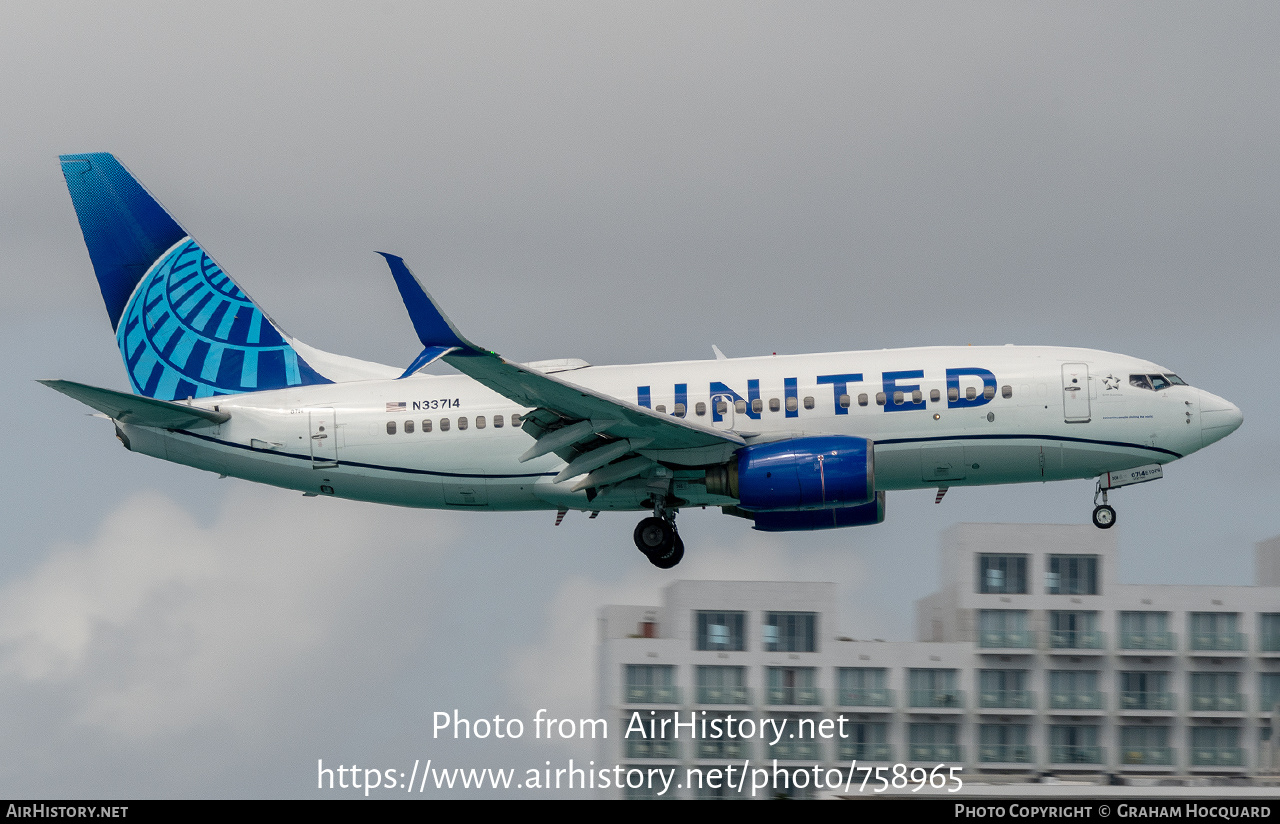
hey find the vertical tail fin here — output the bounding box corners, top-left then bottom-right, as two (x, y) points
(60, 153), (331, 400)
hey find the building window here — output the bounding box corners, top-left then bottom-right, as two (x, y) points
(1189, 671), (1242, 712)
(1189, 612), (1243, 650)
(837, 667), (890, 707)
(762, 612), (817, 652)
(976, 554), (1027, 594)
(908, 723), (959, 761)
(908, 668), (960, 707)
(1260, 613), (1280, 652)
(1048, 670), (1102, 710)
(1119, 671), (1171, 710)
(836, 721), (889, 762)
(1118, 611), (1172, 650)
(765, 667), (819, 706)
(978, 724), (1031, 763)
(1049, 724), (1101, 764)
(1119, 726), (1171, 765)
(1049, 611), (1102, 649)
(978, 609), (1030, 648)
(624, 664), (678, 704)
(622, 712), (679, 760)
(1260, 673), (1280, 714)
(693, 711), (751, 761)
(1046, 555), (1098, 595)
(978, 669), (1030, 709)
(695, 665), (747, 705)
(695, 611), (746, 651)
(1190, 727), (1243, 767)
(767, 713), (823, 763)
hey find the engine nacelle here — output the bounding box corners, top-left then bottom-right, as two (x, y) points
(751, 492), (886, 531)
(704, 436), (874, 511)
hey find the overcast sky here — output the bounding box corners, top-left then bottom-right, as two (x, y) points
(3, 2), (1278, 797)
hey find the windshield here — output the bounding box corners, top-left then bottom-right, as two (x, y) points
(1129, 373), (1188, 391)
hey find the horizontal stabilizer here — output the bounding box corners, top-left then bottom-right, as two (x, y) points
(39, 379), (229, 429)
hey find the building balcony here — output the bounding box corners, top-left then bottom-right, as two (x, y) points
(624, 685), (681, 704)
(695, 740), (750, 760)
(695, 686), (750, 705)
(978, 745), (1035, 764)
(765, 686), (822, 706)
(908, 689), (964, 709)
(1258, 634), (1280, 654)
(909, 744), (962, 762)
(1120, 747), (1174, 766)
(979, 630), (1036, 650)
(625, 739), (679, 759)
(1189, 693), (1245, 713)
(1190, 747), (1245, 767)
(1189, 633), (1246, 653)
(837, 742), (892, 762)
(1118, 632), (1176, 652)
(1119, 691), (1175, 712)
(1049, 745), (1104, 765)
(978, 690), (1034, 710)
(768, 740), (822, 761)
(1047, 691), (1105, 711)
(838, 688), (894, 708)
(1049, 630), (1106, 651)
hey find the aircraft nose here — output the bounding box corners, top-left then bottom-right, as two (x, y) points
(1199, 390), (1243, 448)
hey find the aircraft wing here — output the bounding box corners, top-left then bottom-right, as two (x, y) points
(39, 379), (230, 429)
(380, 254), (742, 489)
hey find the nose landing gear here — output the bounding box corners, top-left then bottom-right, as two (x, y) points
(634, 500), (684, 568)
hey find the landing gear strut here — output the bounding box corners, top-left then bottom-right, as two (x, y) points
(1092, 481), (1116, 530)
(634, 500), (684, 568)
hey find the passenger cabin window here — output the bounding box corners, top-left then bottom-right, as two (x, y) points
(930, 389), (940, 402)
(458, 416), (468, 430)
(695, 402), (707, 417)
(475, 416), (486, 429)
(983, 386), (995, 400)
(803, 396), (815, 410)
(440, 418), (451, 431)
(948, 387), (959, 402)
(966, 386), (977, 400)
(510, 414), (522, 427)
(386, 421), (397, 435)
(1002, 385), (1013, 399)
(875, 392), (886, 406)
(735, 400), (746, 414)
(404, 420), (414, 433)
(893, 391), (904, 405)
(674, 403), (686, 417)
(785, 397), (798, 412)
(839, 394), (851, 409)
(912, 390), (922, 404)
(769, 398), (780, 412)
(715, 401), (728, 415)
(751, 398), (763, 413)
(493, 415), (503, 428)
(422, 419), (432, 432)
(858, 393), (868, 406)
(655, 404), (666, 414)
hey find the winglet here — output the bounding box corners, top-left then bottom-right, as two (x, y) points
(378, 253), (481, 354)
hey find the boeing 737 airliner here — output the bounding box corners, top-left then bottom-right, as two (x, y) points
(45, 153), (1243, 567)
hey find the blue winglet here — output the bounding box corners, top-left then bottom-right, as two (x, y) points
(398, 345), (458, 379)
(378, 253), (481, 356)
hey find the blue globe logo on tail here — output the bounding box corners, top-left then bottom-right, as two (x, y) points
(118, 238), (329, 399)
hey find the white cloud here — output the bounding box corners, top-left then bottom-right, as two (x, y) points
(0, 486), (452, 740)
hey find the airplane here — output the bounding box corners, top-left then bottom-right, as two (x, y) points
(45, 153), (1244, 568)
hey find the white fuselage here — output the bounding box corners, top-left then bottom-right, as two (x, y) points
(117, 345), (1238, 513)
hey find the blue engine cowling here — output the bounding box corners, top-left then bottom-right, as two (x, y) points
(705, 435), (875, 511)
(752, 492), (886, 531)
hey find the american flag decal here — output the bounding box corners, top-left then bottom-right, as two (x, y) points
(386, 401), (406, 412)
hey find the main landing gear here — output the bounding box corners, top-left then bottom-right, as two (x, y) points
(1092, 480), (1116, 530)
(634, 501), (684, 568)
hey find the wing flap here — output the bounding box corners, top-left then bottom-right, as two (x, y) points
(39, 379), (229, 429)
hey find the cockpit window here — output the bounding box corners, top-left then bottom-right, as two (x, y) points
(1130, 373), (1187, 391)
